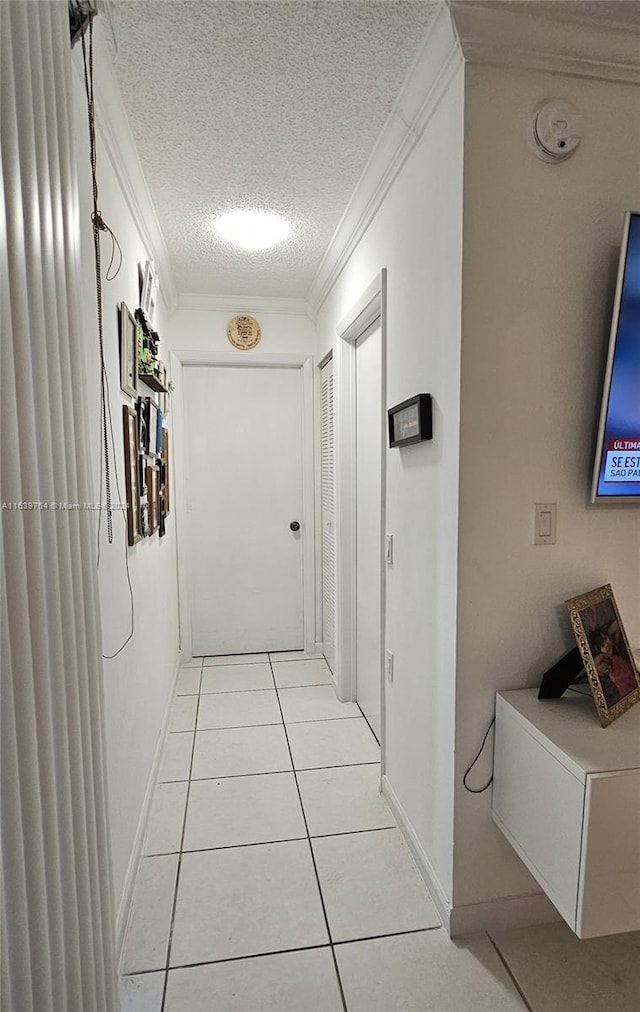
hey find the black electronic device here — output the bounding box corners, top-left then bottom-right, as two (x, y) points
(538, 646), (586, 699)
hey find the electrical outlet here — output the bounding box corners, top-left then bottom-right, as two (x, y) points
(385, 649), (394, 684)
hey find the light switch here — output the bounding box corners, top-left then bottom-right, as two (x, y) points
(533, 502), (557, 545)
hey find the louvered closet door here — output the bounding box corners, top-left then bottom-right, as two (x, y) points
(320, 358), (336, 674)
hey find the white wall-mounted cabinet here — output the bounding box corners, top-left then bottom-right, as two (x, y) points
(492, 689), (640, 938)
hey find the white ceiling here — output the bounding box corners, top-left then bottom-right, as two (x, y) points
(107, 0), (441, 300)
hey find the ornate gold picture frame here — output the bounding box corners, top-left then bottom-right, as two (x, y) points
(565, 584), (640, 727)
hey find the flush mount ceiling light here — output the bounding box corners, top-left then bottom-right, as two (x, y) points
(213, 210), (291, 251)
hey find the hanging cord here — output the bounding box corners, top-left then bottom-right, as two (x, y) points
(80, 11), (134, 659)
(462, 716), (495, 794)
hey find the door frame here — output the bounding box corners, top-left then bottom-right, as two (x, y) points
(171, 350), (316, 661)
(334, 270), (387, 749)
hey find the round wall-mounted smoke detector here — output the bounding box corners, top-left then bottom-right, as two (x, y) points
(529, 99), (583, 163)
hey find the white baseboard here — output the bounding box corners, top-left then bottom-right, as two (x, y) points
(448, 891), (562, 938)
(115, 650), (182, 960)
(381, 775), (561, 939)
(381, 775), (452, 933)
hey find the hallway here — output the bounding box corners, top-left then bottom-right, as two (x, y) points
(118, 653), (640, 1011)
(119, 653), (527, 1011)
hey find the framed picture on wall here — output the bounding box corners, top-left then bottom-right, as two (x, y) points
(566, 584), (640, 726)
(122, 405), (142, 546)
(136, 395), (147, 453)
(140, 260), (159, 326)
(162, 428), (170, 514)
(145, 398), (159, 457)
(119, 302), (138, 398)
(147, 462), (160, 534)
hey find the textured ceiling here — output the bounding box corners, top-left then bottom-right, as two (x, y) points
(108, 0), (440, 299)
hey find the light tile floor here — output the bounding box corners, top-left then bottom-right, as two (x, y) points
(120, 652), (640, 1012)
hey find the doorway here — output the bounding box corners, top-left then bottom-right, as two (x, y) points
(355, 322), (383, 740)
(180, 360), (311, 656)
(334, 271), (387, 749)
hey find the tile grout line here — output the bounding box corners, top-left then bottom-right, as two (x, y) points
(125, 925), (441, 978)
(270, 656), (350, 1012)
(160, 659), (204, 1012)
(144, 822), (398, 859)
(486, 932), (535, 1012)
(157, 758), (380, 787)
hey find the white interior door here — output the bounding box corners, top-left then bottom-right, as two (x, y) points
(356, 325), (383, 739)
(184, 365), (304, 656)
(320, 358), (336, 674)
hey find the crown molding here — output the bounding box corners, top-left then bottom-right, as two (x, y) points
(175, 293), (312, 318)
(307, 4), (462, 314)
(72, 18), (178, 314)
(449, 2), (640, 86)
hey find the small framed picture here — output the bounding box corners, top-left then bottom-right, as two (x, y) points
(145, 398), (159, 457)
(136, 396), (147, 453)
(162, 428), (170, 514)
(147, 462), (160, 534)
(140, 260), (159, 326)
(388, 394), (432, 448)
(565, 584), (640, 726)
(122, 405), (142, 546)
(140, 502), (150, 538)
(119, 302), (138, 398)
(159, 494), (166, 538)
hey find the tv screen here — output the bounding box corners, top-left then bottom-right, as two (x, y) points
(591, 211), (640, 504)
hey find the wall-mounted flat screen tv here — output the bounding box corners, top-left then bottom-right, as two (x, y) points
(591, 211), (640, 504)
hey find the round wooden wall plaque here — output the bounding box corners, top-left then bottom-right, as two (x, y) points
(227, 315), (261, 350)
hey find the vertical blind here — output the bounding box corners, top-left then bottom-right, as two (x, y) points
(1, 2), (117, 1009)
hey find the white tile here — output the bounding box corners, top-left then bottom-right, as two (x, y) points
(272, 658), (333, 688)
(279, 684), (359, 723)
(492, 921), (640, 1012)
(191, 725), (292, 779)
(175, 667), (201, 694)
(120, 854), (178, 973)
(169, 695), (198, 732)
(165, 948), (342, 1012)
(158, 732), (193, 782)
(144, 781), (188, 855)
(169, 841), (328, 965)
(201, 661), (274, 694)
(287, 718), (379, 770)
(197, 689), (281, 730)
(269, 651), (324, 662)
(336, 930), (527, 1012)
(183, 773), (306, 850)
(312, 828), (440, 942)
(297, 764), (394, 836)
(119, 971), (165, 1012)
(203, 653), (269, 666)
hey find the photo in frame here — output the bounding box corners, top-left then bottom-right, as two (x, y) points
(159, 494), (166, 538)
(119, 302), (138, 398)
(140, 260), (159, 326)
(161, 428), (170, 514)
(136, 395), (147, 453)
(145, 397), (159, 457)
(122, 405), (142, 546)
(565, 584), (640, 726)
(147, 462), (160, 534)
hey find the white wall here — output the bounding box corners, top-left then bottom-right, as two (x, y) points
(71, 46), (180, 924)
(165, 305), (316, 357)
(454, 63), (640, 909)
(315, 58), (465, 901)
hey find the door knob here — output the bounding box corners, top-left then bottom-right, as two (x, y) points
(290, 521), (300, 532)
